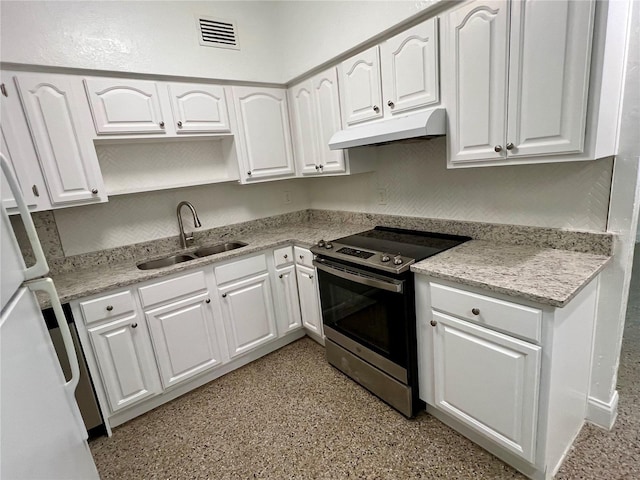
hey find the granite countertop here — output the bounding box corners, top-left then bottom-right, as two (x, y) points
(41, 219), (611, 310)
(410, 240), (611, 307)
(40, 221), (372, 308)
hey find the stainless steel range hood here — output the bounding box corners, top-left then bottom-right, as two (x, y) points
(329, 107), (446, 150)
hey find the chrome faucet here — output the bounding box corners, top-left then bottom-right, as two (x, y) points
(176, 201), (202, 249)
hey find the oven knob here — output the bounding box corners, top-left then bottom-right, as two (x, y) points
(325, 242), (333, 249)
(381, 254), (391, 262)
(317, 239), (325, 248)
(393, 255), (403, 265)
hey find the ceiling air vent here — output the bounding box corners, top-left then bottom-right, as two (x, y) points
(197, 16), (239, 50)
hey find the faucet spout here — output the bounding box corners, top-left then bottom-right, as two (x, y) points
(177, 201), (201, 249)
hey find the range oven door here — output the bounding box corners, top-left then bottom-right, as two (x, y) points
(313, 258), (411, 382)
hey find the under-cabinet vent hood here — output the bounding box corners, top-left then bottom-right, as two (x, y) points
(329, 108), (446, 150)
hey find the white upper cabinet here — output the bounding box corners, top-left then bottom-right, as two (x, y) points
(506, 0), (594, 158)
(338, 46), (383, 126)
(289, 67), (346, 176)
(444, 1), (509, 163)
(14, 72), (106, 206)
(380, 18), (440, 116)
(84, 78), (166, 135)
(1, 126), (39, 210)
(444, 0), (595, 165)
(232, 86), (295, 182)
(168, 83), (231, 134)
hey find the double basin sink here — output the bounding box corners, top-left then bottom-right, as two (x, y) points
(137, 241), (248, 270)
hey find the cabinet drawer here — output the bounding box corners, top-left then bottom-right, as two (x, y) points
(430, 283), (542, 343)
(273, 246), (293, 267)
(80, 290), (136, 325)
(139, 271), (208, 308)
(215, 254), (267, 285)
(294, 246), (314, 268)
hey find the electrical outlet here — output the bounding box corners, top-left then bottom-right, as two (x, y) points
(283, 190), (292, 204)
(377, 188), (388, 205)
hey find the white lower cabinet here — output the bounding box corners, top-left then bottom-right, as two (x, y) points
(87, 314), (160, 413)
(417, 277), (600, 479)
(145, 293), (223, 389)
(274, 264), (303, 334)
(218, 270), (278, 358)
(432, 311), (540, 463)
(296, 264), (323, 337)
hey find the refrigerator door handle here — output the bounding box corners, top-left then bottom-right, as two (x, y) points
(0, 153), (49, 279)
(26, 278), (80, 396)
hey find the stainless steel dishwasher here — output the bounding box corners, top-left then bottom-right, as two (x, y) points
(44, 303), (106, 439)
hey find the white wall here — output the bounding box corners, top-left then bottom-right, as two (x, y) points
(54, 179), (311, 255)
(309, 139), (613, 231)
(274, 0), (429, 81)
(0, 0), (429, 84)
(0, 1), (283, 82)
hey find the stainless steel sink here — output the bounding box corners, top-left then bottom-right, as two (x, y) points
(137, 254), (196, 270)
(193, 241), (248, 258)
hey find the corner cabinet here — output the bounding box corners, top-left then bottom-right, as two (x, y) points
(232, 86), (296, 182)
(294, 247), (324, 341)
(289, 67), (346, 176)
(12, 72), (106, 206)
(416, 277), (600, 478)
(443, 0), (595, 165)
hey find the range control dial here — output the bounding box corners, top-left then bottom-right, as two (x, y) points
(381, 254), (391, 262)
(317, 239), (325, 248)
(393, 255), (404, 265)
(325, 242), (333, 249)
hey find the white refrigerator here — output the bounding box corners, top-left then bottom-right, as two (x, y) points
(0, 153), (100, 479)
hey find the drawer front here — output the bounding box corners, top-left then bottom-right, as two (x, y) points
(139, 271), (208, 308)
(294, 246), (314, 268)
(215, 254), (267, 286)
(273, 246), (294, 268)
(430, 283), (542, 343)
(80, 290), (136, 325)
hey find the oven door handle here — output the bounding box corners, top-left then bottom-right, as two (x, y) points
(313, 260), (404, 293)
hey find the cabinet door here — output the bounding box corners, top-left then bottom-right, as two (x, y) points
(444, 1), (509, 164)
(274, 265), (303, 334)
(89, 315), (160, 412)
(14, 73), (106, 205)
(338, 46), (383, 126)
(312, 68), (346, 174)
(146, 293), (223, 389)
(219, 272), (278, 357)
(506, 0), (594, 157)
(296, 264), (323, 337)
(84, 78), (166, 134)
(1, 126), (38, 209)
(168, 83), (231, 134)
(432, 311), (540, 462)
(289, 80), (320, 175)
(380, 18), (439, 116)
(232, 86), (295, 181)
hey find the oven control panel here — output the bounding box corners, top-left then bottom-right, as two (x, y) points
(336, 247), (375, 259)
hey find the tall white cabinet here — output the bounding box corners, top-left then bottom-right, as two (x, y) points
(443, 0), (595, 165)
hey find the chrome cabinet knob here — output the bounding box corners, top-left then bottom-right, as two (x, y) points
(284, 254), (288, 259)
(177, 121), (183, 128)
(472, 308), (480, 315)
(131, 323), (138, 329)
(279, 274), (283, 279)
(387, 100), (395, 108)
(494, 145), (503, 153)
(373, 105), (380, 113)
(430, 320), (437, 327)
(309, 275), (314, 280)
(222, 293), (227, 298)
(315, 165), (320, 170)
(506, 142), (514, 150)
(205, 298), (211, 304)
(247, 171), (252, 176)
(91, 188), (98, 195)
(159, 121), (165, 128)
(106, 305), (113, 312)
(299, 255), (304, 260)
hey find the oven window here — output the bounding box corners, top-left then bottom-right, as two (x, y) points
(317, 268), (409, 367)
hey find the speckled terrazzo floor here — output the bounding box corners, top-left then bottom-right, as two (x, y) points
(90, 245), (640, 480)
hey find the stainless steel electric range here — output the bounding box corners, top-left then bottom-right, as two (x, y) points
(311, 226), (470, 417)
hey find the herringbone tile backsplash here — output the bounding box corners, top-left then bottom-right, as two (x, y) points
(53, 137), (613, 255)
